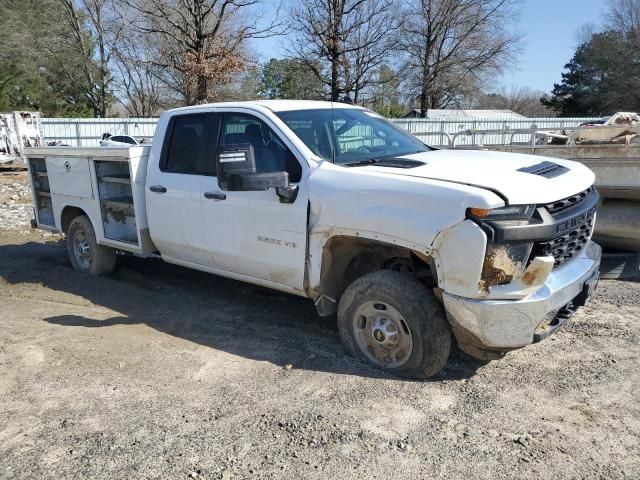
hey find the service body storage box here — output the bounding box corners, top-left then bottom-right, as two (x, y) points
(24, 146), (156, 254)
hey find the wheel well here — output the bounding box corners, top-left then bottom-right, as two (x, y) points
(316, 236), (434, 315)
(61, 206), (87, 234)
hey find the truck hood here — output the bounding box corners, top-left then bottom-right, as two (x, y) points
(362, 149), (595, 205)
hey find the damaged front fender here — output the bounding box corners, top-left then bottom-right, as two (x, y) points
(431, 219), (487, 298)
(433, 220), (555, 300)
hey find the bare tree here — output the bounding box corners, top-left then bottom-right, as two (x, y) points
(607, 0), (640, 38)
(47, 0), (121, 116)
(112, 34), (167, 116)
(119, 0), (284, 105)
(342, 1), (400, 102)
(288, 0), (398, 102)
(473, 85), (552, 117)
(399, 0), (522, 117)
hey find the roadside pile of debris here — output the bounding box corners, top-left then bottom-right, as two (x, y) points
(536, 112), (640, 145)
(0, 172), (35, 232)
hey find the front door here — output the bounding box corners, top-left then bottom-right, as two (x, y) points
(199, 110), (309, 292)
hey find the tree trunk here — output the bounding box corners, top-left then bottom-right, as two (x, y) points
(420, 82), (428, 118)
(331, 57), (340, 101)
(196, 75), (208, 104)
(191, 33), (209, 104)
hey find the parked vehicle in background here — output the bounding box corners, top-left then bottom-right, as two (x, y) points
(25, 100), (601, 378)
(100, 133), (141, 147)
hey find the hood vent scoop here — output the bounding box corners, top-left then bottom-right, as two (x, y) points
(518, 161), (568, 178)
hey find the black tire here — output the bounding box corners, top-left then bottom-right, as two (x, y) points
(337, 270), (451, 379)
(66, 215), (116, 276)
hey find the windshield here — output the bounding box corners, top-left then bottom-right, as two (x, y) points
(276, 108), (430, 165)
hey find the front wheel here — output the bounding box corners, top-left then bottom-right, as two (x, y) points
(67, 215), (116, 276)
(337, 270), (451, 379)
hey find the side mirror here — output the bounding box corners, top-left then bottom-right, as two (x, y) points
(216, 144), (295, 201)
(216, 143), (257, 190)
(230, 171), (289, 191)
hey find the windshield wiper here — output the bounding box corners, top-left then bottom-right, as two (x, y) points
(343, 158), (378, 167)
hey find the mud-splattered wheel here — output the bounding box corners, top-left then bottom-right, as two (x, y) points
(67, 215), (116, 276)
(338, 270), (451, 379)
(352, 300), (414, 368)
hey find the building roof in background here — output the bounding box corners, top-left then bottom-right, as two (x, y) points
(404, 109), (527, 119)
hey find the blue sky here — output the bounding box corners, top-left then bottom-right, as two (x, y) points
(502, 0), (606, 92)
(250, 0), (607, 94)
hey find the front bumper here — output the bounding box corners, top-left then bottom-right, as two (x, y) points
(443, 241), (601, 358)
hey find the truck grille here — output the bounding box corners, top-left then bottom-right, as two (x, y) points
(544, 187), (594, 215)
(533, 197), (596, 267)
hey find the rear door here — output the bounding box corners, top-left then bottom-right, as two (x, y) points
(145, 111), (217, 264)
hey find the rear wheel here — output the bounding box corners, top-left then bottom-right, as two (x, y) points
(67, 215), (116, 276)
(337, 270), (451, 379)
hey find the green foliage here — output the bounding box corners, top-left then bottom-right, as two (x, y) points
(0, 0), (103, 117)
(371, 102), (406, 118)
(258, 59), (324, 100)
(0, 60), (42, 112)
(369, 65), (406, 117)
(542, 30), (640, 115)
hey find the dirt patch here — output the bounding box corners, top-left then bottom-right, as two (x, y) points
(0, 173), (639, 479)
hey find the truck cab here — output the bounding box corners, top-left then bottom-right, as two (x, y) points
(26, 100), (601, 379)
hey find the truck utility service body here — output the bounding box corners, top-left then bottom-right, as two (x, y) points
(26, 100), (601, 378)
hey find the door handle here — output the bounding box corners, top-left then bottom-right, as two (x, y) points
(149, 185), (167, 193)
(204, 192), (226, 200)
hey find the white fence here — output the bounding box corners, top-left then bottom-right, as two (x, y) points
(41, 116), (600, 148)
(41, 118), (158, 146)
(392, 117), (600, 147)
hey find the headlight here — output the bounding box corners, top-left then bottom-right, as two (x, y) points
(480, 242), (533, 290)
(468, 205), (536, 221)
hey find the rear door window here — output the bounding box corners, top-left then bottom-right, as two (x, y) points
(162, 114), (215, 174)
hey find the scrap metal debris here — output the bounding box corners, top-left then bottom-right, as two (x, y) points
(534, 112), (640, 146)
(0, 112), (43, 164)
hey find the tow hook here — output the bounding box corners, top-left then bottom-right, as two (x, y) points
(556, 303), (577, 321)
(533, 303), (576, 342)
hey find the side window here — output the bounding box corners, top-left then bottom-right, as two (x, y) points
(219, 113), (302, 182)
(162, 114), (213, 174)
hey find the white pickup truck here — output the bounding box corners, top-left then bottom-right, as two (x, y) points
(25, 100), (601, 378)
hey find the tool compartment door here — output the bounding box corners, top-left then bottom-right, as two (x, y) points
(46, 156), (94, 198)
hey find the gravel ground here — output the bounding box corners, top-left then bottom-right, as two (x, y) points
(0, 171), (639, 479)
